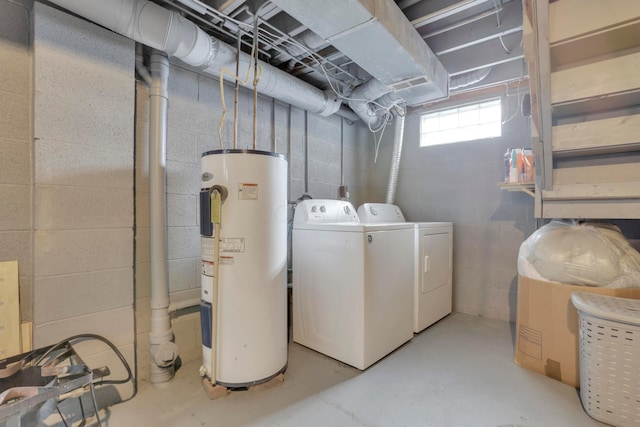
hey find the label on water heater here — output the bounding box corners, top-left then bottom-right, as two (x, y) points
(238, 183), (259, 200)
(221, 237), (245, 253)
(201, 260), (215, 277)
(219, 256), (234, 265)
(201, 237), (215, 262)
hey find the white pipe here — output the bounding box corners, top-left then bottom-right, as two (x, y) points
(48, 0), (341, 117)
(148, 51), (178, 386)
(385, 114), (406, 204)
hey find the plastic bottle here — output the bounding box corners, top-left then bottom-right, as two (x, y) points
(517, 149), (524, 182)
(510, 149), (519, 183)
(504, 149), (511, 183)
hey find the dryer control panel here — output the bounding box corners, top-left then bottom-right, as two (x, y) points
(294, 199), (359, 224)
(357, 203), (406, 223)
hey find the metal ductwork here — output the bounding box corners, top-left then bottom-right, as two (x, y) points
(270, 0), (449, 106)
(48, 0), (342, 117)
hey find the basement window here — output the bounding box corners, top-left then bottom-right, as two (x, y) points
(419, 98), (502, 147)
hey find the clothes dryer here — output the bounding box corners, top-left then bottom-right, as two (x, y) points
(358, 203), (453, 333)
(292, 200), (414, 369)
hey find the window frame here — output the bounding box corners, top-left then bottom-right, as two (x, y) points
(419, 98), (502, 147)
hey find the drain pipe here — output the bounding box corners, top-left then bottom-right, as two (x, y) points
(385, 112), (406, 204)
(148, 51), (178, 386)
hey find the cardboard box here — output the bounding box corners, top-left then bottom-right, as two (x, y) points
(514, 275), (640, 388)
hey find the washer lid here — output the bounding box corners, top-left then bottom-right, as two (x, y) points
(357, 203), (405, 223)
(294, 221), (414, 232)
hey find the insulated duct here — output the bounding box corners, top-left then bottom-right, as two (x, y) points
(348, 78), (392, 131)
(450, 67), (492, 91)
(47, 0), (342, 117)
(385, 114), (405, 204)
(270, 0), (449, 106)
(148, 52), (178, 386)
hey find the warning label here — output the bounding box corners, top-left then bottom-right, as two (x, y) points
(219, 256), (234, 265)
(201, 260), (215, 277)
(238, 183), (258, 200)
(221, 238), (245, 253)
(201, 237), (215, 262)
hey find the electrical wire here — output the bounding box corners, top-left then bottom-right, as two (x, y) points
(492, 0), (512, 54)
(34, 334), (136, 402)
(217, 31), (257, 148)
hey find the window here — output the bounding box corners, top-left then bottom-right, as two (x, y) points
(419, 98), (502, 147)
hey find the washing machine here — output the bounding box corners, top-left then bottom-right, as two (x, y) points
(358, 203), (453, 333)
(292, 199), (414, 370)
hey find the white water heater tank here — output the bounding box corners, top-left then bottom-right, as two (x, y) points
(200, 149), (288, 387)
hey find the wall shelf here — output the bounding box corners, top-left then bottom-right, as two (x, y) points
(498, 181), (535, 197)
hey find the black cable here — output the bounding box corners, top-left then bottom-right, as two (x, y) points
(34, 333), (136, 402)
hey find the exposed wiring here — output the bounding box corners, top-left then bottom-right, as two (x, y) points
(502, 74), (525, 125)
(35, 334), (134, 386)
(492, 0), (512, 54)
(373, 119), (389, 163)
(217, 31), (257, 149)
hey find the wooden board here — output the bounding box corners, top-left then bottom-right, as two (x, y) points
(542, 199), (640, 219)
(551, 20), (640, 70)
(549, 0), (640, 45)
(0, 261), (20, 359)
(542, 181), (640, 200)
(21, 321), (32, 353)
(551, 52), (640, 105)
(201, 373), (284, 400)
(552, 114), (640, 155)
(552, 162), (640, 185)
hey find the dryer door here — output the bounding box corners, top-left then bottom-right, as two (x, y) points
(420, 233), (450, 294)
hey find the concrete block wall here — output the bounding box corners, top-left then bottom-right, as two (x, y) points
(32, 2), (135, 400)
(370, 93), (536, 322)
(0, 0), (32, 327)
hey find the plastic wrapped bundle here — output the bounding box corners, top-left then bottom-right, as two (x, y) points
(518, 220), (640, 288)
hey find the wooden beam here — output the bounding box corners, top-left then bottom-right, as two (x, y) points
(533, 0), (553, 191)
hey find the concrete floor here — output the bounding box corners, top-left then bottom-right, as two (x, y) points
(101, 313), (604, 427)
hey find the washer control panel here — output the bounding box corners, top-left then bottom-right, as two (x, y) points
(294, 199), (359, 224)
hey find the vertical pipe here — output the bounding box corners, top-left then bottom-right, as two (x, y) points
(148, 51), (177, 385)
(304, 110), (309, 194)
(272, 98), (277, 153)
(340, 117), (344, 186)
(233, 32), (241, 150)
(385, 114), (405, 205)
(252, 17), (259, 150)
(288, 105), (292, 203)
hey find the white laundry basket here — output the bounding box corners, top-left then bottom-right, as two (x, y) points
(571, 292), (640, 427)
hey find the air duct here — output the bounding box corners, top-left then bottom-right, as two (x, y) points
(47, 0), (342, 117)
(270, 0), (449, 106)
(348, 78), (392, 131)
(450, 67), (492, 91)
(385, 114), (406, 204)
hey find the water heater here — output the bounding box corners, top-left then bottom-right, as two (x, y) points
(200, 149), (288, 387)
